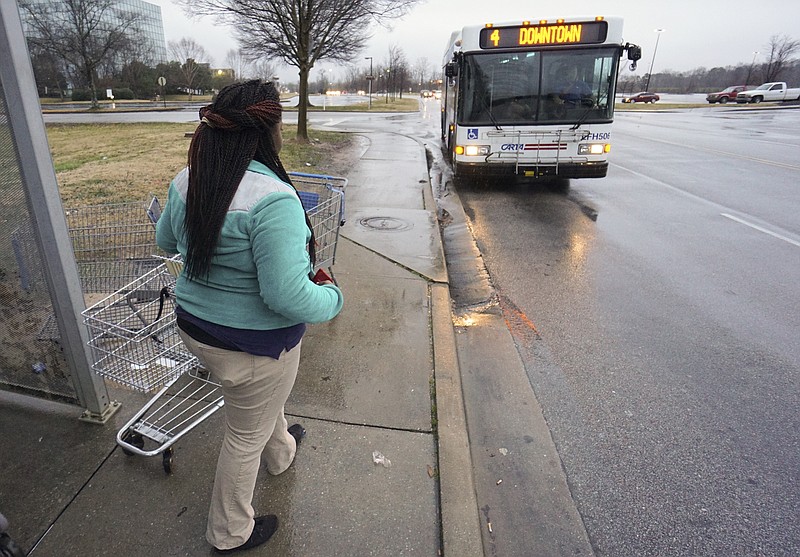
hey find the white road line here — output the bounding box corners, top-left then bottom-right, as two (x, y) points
(620, 133), (800, 171)
(612, 163), (800, 249)
(721, 213), (800, 248)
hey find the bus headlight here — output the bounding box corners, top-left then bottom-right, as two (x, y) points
(578, 143), (610, 155)
(463, 145), (491, 156)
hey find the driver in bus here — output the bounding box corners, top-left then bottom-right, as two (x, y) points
(554, 65), (594, 107)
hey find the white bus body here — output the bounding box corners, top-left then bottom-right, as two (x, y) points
(441, 16), (640, 180)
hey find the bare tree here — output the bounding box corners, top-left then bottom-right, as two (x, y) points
(19, 0), (142, 107)
(28, 46), (69, 98)
(412, 56), (431, 91)
(177, 0), (422, 141)
(249, 59), (279, 82)
(169, 38), (211, 100)
(225, 48), (247, 80)
(384, 44), (408, 99)
(762, 34), (800, 82)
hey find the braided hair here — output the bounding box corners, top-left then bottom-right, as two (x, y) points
(183, 79), (315, 280)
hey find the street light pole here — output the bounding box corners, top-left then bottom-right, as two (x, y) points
(365, 56), (373, 109)
(745, 51), (759, 87)
(319, 69), (327, 111)
(644, 28), (665, 92)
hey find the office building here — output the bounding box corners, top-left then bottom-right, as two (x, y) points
(20, 0), (168, 65)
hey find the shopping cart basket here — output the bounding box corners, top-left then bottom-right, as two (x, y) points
(82, 263), (223, 473)
(12, 199), (165, 295)
(289, 172), (346, 274)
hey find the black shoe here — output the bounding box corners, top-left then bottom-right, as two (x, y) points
(288, 424), (306, 446)
(214, 515), (278, 554)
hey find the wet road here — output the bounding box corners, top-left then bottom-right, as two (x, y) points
(450, 107), (800, 556)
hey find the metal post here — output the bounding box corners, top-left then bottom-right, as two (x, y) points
(0, 2), (120, 423)
(365, 56), (373, 109)
(745, 51), (758, 87)
(644, 28), (665, 92)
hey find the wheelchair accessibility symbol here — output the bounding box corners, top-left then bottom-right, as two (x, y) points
(467, 128), (479, 140)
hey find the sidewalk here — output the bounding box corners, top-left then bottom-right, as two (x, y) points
(0, 132), (482, 556)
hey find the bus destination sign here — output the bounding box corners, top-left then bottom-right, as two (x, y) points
(479, 21), (608, 49)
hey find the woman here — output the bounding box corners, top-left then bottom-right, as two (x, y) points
(156, 80), (343, 553)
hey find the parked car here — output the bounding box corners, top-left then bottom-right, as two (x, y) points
(621, 91), (660, 103)
(706, 85), (748, 104)
(736, 82), (800, 103)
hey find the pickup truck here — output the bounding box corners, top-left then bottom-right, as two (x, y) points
(736, 82), (800, 104)
(706, 85), (747, 104)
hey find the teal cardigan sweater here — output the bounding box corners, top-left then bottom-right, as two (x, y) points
(155, 161), (343, 330)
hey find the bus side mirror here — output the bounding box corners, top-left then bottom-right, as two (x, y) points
(445, 62), (459, 78)
(623, 43), (641, 71)
(626, 44), (642, 62)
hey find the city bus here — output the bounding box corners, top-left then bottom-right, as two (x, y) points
(441, 16), (641, 181)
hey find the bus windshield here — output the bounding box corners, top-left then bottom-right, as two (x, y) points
(460, 48), (619, 126)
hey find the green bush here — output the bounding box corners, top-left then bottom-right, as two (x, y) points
(70, 89), (93, 101)
(111, 88), (135, 100)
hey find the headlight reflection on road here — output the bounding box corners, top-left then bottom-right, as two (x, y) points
(452, 312), (494, 328)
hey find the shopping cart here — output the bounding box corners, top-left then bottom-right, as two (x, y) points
(289, 172), (346, 276)
(82, 263), (223, 473)
(0, 512), (24, 557)
(11, 199), (166, 341)
(11, 199), (165, 295)
(84, 173), (345, 474)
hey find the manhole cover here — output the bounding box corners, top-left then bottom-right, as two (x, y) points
(358, 216), (413, 232)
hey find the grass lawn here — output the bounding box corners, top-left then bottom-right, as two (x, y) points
(46, 123), (353, 207)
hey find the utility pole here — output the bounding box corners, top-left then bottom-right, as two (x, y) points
(645, 28), (665, 92)
(365, 56), (373, 109)
(745, 51), (759, 87)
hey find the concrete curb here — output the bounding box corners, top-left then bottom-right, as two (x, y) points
(414, 139), (484, 556)
(432, 283), (485, 556)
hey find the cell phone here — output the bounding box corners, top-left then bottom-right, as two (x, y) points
(312, 268), (333, 284)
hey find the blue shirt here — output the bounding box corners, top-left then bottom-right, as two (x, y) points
(176, 306), (304, 359)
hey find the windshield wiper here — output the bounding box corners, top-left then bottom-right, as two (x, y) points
(570, 105), (596, 130)
(478, 93), (502, 130)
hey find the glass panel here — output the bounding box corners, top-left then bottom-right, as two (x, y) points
(0, 80), (77, 402)
(460, 48), (619, 126)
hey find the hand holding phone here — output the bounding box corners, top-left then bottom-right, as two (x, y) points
(312, 268), (333, 285)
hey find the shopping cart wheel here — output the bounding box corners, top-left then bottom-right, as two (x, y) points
(162, 448), (174, 474)
(121, 430), (145, 455)
(0, 532), (26, 557)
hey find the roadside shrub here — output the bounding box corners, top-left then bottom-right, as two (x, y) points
(70, 89), (93, 101)
(111, 88), (135, 100)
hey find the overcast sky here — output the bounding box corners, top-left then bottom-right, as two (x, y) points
(150, 0), (799, 84)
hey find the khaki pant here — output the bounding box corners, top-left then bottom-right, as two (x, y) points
(179, 331), (300, 550)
